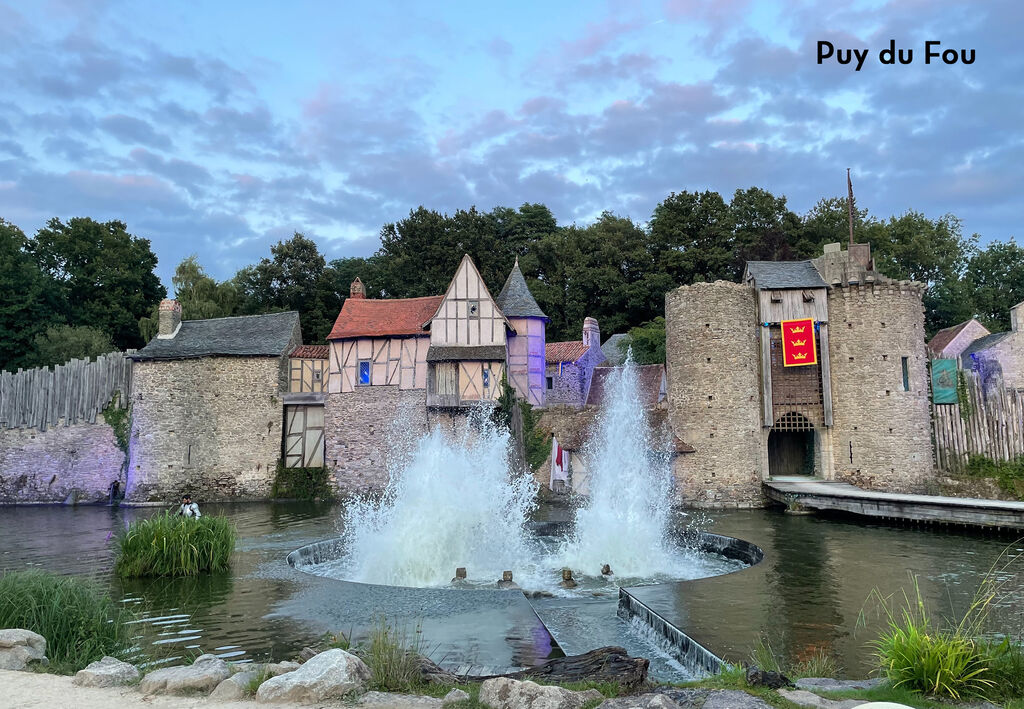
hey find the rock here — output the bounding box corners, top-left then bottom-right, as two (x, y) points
(211, 670), (259, 701)
(262, 660), (300, 677)
(795, 678), (883, 692)
(649, 687), (711, 707)
(852, 704), (914, 709)
(72, 656), (140, 687)
(745, 665), (793, 688)
(778, 688), (865, 709)
(256, 648), (371, 703)
(598, 694), (682, 709)
(298, 646), (318, 661)
(356, 691), (444, 708)
(504, 646), (648, 690)
(0, 629), (47, 671)
(479, 677), (603, 709)
(139, 653), (231, 695)
(702, 690), (774, 708)
(414, 654), (460, 684)
(443, 688), (471, 706)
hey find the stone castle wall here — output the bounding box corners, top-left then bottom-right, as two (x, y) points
(127, 357), (284, 502)
(324, 386), (428, 495)
(0, 420), (125, 504)
(665, 282), (766, 508)
(827, 283), (934, 492)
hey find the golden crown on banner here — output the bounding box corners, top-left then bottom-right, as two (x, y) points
(790, 325), (806, 333)
(793, 352), (808, 360)
(791, 339), (806, 347)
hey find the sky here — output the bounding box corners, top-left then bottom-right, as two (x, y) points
(0, 0), (1020, 288)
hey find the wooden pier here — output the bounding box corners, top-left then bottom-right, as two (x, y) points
(764, 478), (1024, 531)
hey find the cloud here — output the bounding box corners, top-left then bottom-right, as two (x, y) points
(100, 115), (173, 149)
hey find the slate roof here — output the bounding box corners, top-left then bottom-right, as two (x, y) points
(291, 345), (329, 359)
(745, 261), (828, 290)
(546, 341), (589, 363)
(601, 333), (630, 366)
(927, 320), (984, 357)
(133, 311), (300, 361)
(328, 295), (443, 339)
(495, 260), (547, 319)
(426, 345), (507, 362)
(586, 365), (667, 408)
(961, 331), (1013, 358)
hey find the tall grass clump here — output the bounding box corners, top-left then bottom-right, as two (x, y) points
(863, 546), (1024, 701)
(115, 512), (236, 578)
(0, 570), (134, 673)
(360, 616), (427, 693)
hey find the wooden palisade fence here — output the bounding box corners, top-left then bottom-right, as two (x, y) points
(0, 351), (134, 432)
(933, 369), (1024, 472)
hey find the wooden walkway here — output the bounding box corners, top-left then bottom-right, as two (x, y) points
(764, 478), (1024, 530)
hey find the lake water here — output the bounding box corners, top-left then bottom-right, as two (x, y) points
(0, 502), (1020, 677)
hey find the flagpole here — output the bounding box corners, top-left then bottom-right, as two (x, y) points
(847, 168), (855, 247)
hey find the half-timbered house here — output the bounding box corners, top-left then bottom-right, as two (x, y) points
(284, 345), (328, 468)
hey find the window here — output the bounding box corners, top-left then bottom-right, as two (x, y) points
(901, 356), (910, 392)
(312, 368), (323, 383)
(467, 300), (480, 318)
(358, 360), (371, 385)
(546, 376), (553, 390)
(482, 367), (491, 389)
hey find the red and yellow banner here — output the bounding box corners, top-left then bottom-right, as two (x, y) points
(781, 318), (817, 367)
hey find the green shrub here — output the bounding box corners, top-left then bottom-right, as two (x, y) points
(271, 461), (334, 500)
(0, 570), (134, 673)
(962, 455), (1024, 499)
(984, 638), (1024, 702)
(792, 647), (839, 679)
(115, 512), (236, 578)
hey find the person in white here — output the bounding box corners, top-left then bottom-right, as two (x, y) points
(176, 493), (201, 518)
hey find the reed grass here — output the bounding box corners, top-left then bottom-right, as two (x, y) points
(115, 512), (236, 578)
(0, 569), (135, 673)
(360, 616), (427, 693)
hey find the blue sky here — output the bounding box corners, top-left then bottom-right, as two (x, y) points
(0, 0), (1019, 286)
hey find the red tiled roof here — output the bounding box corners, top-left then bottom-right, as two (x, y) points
(291, 345), (329, 359)
(546, 341), (588, 363)
(926, 320), (974, 356)
(328, 295), (443, 339)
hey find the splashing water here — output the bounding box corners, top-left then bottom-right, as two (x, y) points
(339, 416), (540, 587)
(556, 357), (692, 580)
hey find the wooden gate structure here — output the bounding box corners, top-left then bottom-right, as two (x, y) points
(933, 370), (1024, 472)
(284, 404), (325, 468)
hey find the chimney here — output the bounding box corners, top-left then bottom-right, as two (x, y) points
(582, 317), (600, 349)
(1011, 301), (1024, 333)
(350, 277), (366, 299)
(158, 299), (182, 338)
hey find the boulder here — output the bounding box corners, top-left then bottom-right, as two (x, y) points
(795, 678), (883, 692)
(702, 690), (774, 708)
(256, 648), (371, 703)
(479, 677), (603, 709)
(262, 660), (301, 677)
(598, 694), (682, 709)
(211, 670), (260, 701)
(355, 691), (444, 708)
(443, 688), (471, 706)
(72, 656), (140, 687)
(0, 629), (47, 671)
(778, 688), (866, 709)
(139, 653), (231, 695)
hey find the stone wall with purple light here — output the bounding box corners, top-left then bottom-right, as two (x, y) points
(0, 420), (125, 504)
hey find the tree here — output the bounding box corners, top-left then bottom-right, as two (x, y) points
(139, 255), (239, 342)
(622, 317), (666, 365)
(0, 220), (62, 372)
(649, 190), (734, 285)
(234, 233), (341, 343)
(729, 187), (803, 273)
(31, 325), (115, 367)
(27, 217), (165, 350)
(967, 240), (1024, 332)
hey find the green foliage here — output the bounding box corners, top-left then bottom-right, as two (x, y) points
(623, 317), (665, 365)
(115, 512), (236, 578)
(360, 616), (427, 693)
(271, 461), (334, 500)
(957, 370), (973, 420)
(491, 374), (551, 471)
(246, 666), (274, 696)
(962, 454), (1024, 499)
(101, 392), (130, 454)
(791, 648), (838, 679)
(967, 239), (1024, 332)
(0, 219), (62, 372)
(31, 324), (115, 367)
(0, 570), (135, 673)
(27, 217), (166, 350)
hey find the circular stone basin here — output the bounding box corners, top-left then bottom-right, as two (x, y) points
(288, 521), (762, 593)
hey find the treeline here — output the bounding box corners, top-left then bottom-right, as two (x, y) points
(3, 186), (1022, 373)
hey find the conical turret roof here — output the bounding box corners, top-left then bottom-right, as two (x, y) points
(496, 259), (547, 319)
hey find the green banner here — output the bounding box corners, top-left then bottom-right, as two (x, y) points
(931, 358), (958, 405)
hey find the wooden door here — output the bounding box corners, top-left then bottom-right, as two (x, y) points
(284, 405), (325, 468)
